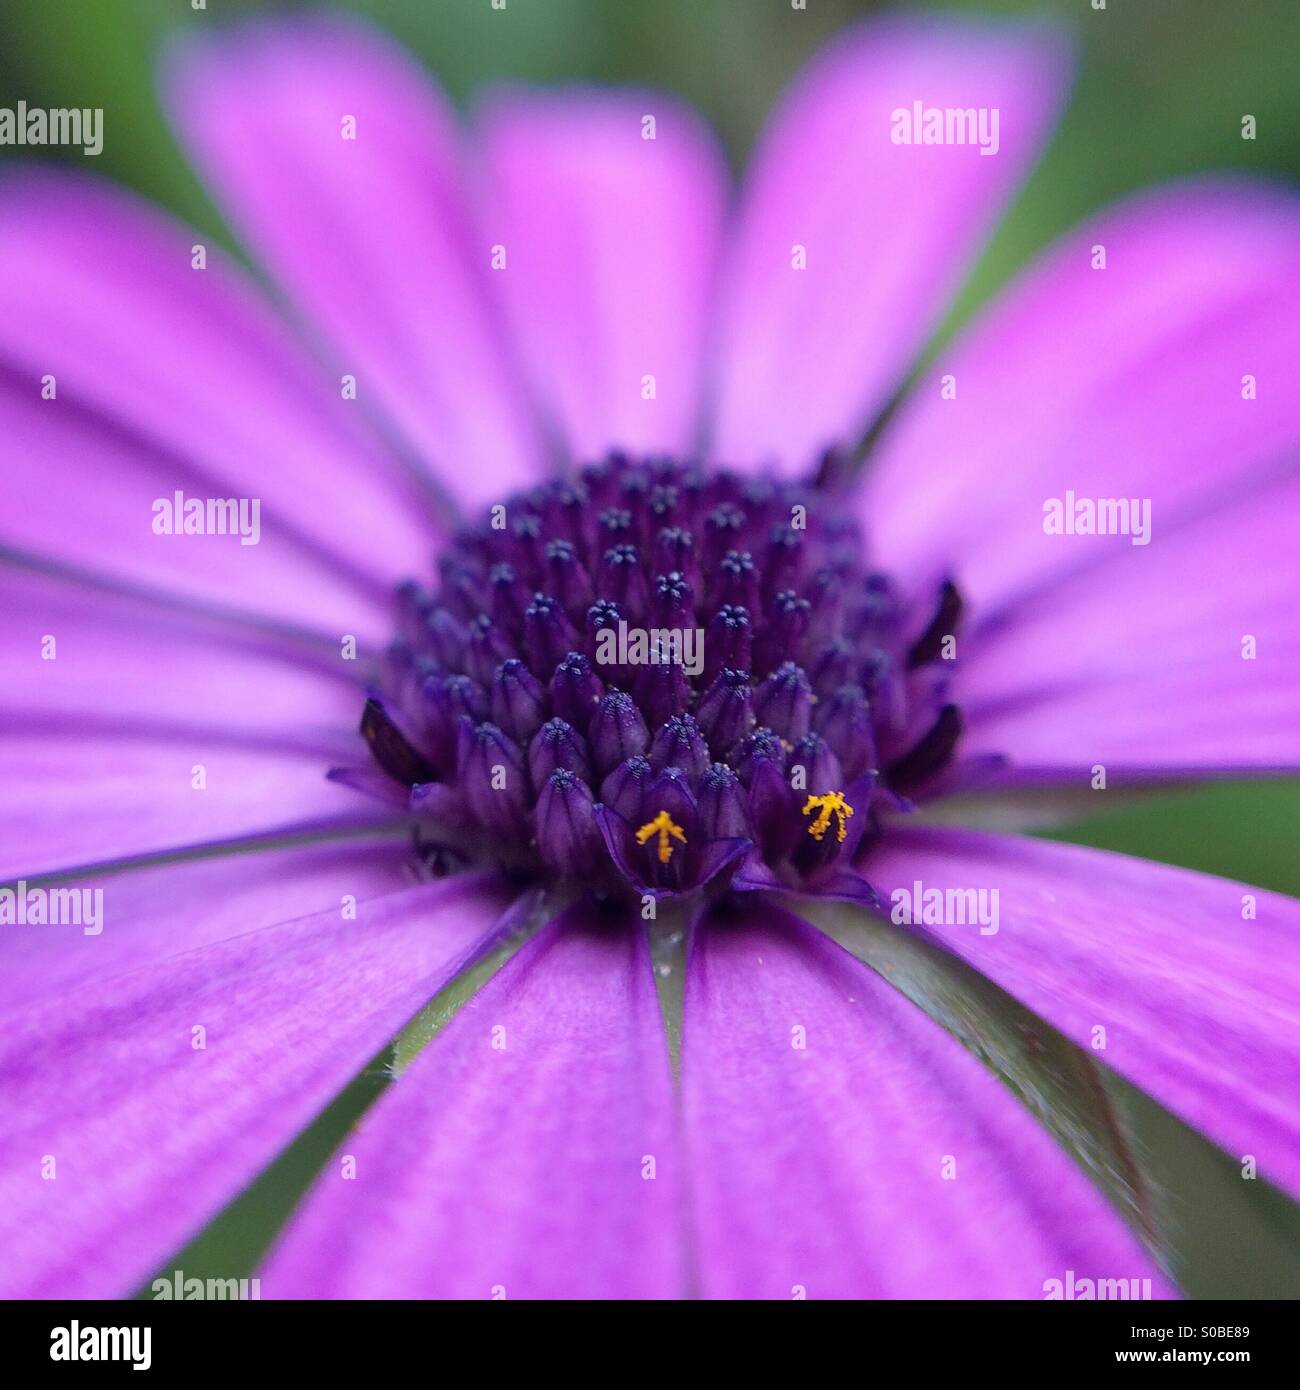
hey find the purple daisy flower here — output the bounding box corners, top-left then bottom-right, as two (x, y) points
(1, 10), (1298, 1301)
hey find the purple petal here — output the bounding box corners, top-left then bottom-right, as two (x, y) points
(0, 568), (398, 881)
(867, 827), (1300, 1199)
(682, 899), (1170, 1298)
(261, 908), (680, 1298)
(0, 837), (424, 1017)
(477, 87), (726, 460)
(0, 729), (395, 881)
(327, 765), (412, 809)
(729, 849), (784, 895)
(164, 15), (544, 510)
(710, 13), (1069, 470)
(0, 401), (385, 644)
(795, 866), (881, 909)
(1, 568), (361, 743)
(0, 171), (437, 635)
(956, 470), (1300, 777)
(0, 873), (516, 1298)
(862, 180), (1300, 613)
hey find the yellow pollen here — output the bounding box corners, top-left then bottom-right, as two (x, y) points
(802, 791), (854, 843)
(635, 809), (687, 864)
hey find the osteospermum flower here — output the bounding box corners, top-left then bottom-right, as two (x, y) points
(1, 11), (1297, 1300)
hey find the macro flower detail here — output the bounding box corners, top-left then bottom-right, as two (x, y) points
(802, 791), (853, 843)
(365, 454), (957, 905)
(1, 8), (1298, 1304)
(635, 809), (687, 865)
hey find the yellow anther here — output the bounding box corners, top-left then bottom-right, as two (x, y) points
(802, 791), (854, 844)
(635, 809), (688, 864)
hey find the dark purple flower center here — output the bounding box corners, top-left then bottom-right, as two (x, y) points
(361, 455), (963, 901)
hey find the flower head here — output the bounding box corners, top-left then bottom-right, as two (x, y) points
(0, 10), (1297, 1303)
(368, 452), (958, 903)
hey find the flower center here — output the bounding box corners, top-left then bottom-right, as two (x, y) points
(360, 454), (963, 899)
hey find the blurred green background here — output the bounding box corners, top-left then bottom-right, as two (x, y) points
(3, 0), (1297, 1294)
(3, 0), (1295, 895)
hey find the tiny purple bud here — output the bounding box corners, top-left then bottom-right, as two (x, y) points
(546, 482), (591, 551)
(426, 608), (467, 669)
(422, 673), (486, 770)
(441, 673), (488, 725)
(619, 467), (651, 507)
(544, 538), (594, 617)
(704, 503), (746, 566)
(644, 766), (698, 840)
(509, 512), (544, 584)
(550, 651), (605, 731)
(647, 483), (679, 531)
(580, 460), (614, 505)
(652, 526), (696, 590)
(848, 572), (901, 637)
(599, 544), (648, 618)
(861, 650), (907, 736)
(748, 755), (800, 860)
(490, 658), (547, 742)
(634, 660), (691, 731)
(808, 636), (856, 696)
(585, 598), (624, 669)
(697, 763), (750, 840)
(488, 562), (530, 638)
(762, 525), (804, 601)
(457, 721), (529, 835)
(524, 592), (578, 675)
(651, 570), (695, 630)
(589, 689), (650, 776)
(439, 565), (484, 624)
(535, 769), (603, 877)
(754, 589), (811, 675)
(600, 754), (654, 822)
(465, 614), (515, 686)
(704, 604), (752, 684)
(648, 713), (710, 780)
(598, 507), (634, 544)
(788, 732), (844, 798)
(754, 661), (813, 741)
(528, 716), (592, 787)
(814, 683), (876, 779)
(713, 549), (759, 611)
(696, 667), (755, 754)
(805, 567), (845, 648)
(741, 475), (777, 516)
(729, 725), (786, 787)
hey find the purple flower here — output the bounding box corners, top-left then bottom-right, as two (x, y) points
(1, 11), (1298, 1300)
